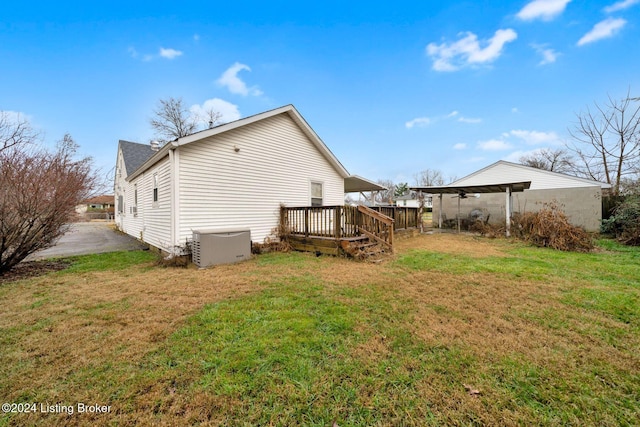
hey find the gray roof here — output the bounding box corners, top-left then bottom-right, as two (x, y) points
(119, 140), (155, 177)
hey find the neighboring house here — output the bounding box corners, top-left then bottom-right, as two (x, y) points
(75, 195), (115, 214)
(114, 104), (380, 254)
(394, 193), (433, 209)
(434, 161), (611, 232)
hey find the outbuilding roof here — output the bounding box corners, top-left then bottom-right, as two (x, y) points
(410, 181), (532, 195)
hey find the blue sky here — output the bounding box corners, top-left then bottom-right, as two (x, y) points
(2, 0), (639, 187)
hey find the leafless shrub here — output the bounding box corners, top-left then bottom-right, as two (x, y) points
(252, 236), (291, 255)
(0, 133), (97, 273)
(469, 220), (506, 239)
(511, 201), (594, 252)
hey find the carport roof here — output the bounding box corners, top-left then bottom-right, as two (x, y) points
(345, 175), (387, 193)
(409, 181), (531, 194)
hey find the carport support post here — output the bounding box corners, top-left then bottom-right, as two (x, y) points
(505, 186), (512, 237)
(438, 194), (443, 228)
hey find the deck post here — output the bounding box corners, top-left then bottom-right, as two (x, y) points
(438, 194), (443, 228)
(334, 205), (341, 239)
(304, 207), (309, 237)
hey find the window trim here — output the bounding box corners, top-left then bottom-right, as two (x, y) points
(152, 173), (159, 205)
(310, 180), (323, 207)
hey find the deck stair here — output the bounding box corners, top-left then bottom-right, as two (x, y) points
(340, 235), (392, 261)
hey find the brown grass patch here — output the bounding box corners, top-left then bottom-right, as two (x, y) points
(394, 232), (510, 258)
(0, 260), (265, 409)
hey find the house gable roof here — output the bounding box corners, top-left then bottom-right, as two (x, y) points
(451, 160), (611, 190)
(118, 140), (156, 177)
(126, 105), (350, 182)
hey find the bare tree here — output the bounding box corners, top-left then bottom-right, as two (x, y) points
(568, 92), (640, 195)
(0, 123), (96, 274)
(375, 179), (395, 205)
(149, 97), (199, 143)
(519, 148), (575, 174)
(414, 168), (455, 186)
(0, 111), (39, 153)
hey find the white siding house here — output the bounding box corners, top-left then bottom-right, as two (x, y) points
(434, 161), (611, 232)
(114, 105), (359, 253)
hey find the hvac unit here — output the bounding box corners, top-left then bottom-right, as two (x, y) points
(192, 228), (251, 268)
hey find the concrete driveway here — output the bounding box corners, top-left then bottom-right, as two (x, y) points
(27, 222), (148, 260)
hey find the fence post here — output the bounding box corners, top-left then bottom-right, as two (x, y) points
(304, 207), (309, 237)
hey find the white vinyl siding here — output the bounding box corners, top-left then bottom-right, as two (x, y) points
(177, 114), (344, 244)
(116, 156), (172, 251)
(140, 159), (172, 250)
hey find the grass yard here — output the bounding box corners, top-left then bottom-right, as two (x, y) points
(1, 234), (639, 426)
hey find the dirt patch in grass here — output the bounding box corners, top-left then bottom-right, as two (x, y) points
(394, 232), (510, 258)
(0, 260), (71, 284)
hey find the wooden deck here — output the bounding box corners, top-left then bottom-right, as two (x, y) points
(280, 205), (421, 256)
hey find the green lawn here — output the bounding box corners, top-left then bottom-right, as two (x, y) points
(1, 235), (638, 426)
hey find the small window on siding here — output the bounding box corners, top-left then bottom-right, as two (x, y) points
(311, 181), (323, 207)
(133, 185), (138, 216)
(153, 174), (158, 203)
(118, 195), (124, 214)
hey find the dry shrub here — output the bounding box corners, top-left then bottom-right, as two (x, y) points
(469, 220), (506, 238)
(252, 235), (291, 254)
(511, 201), (593, 252)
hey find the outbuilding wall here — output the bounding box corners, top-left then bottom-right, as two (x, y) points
(434, 187), (603, 232)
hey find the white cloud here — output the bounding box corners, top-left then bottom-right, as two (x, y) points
(405, 117), (431, 128)
(128, 46), (181, 61)
(458, 116), (482, 124)
(159, 48), (183, 60)
(406, 111), (481, 128)
(453, 143), (467, 150)
(517, 0), (572, 21)
(531, 44), (560, 65)
(577, 17), (627, 46)
(477, 139), (513, 151)
(512, 107), (520, 113)
(193, 34), (201, 42)
(509, 129), (561, 145)
(216, 62), (263, 96)
(426, 29), (517, 72)
(190, 98), (241, 124)
(604, 0), (640, 13)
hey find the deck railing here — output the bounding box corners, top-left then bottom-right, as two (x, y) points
(370, 206), (420, 230)
(357, 205), (394, 248)
(280, 205), (408, 249)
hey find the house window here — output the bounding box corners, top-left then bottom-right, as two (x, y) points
(133, 185), (138, 216)
(311, 181), (323, 206)
(118, 195), (123, 214)
(153, 174), (158, 203)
